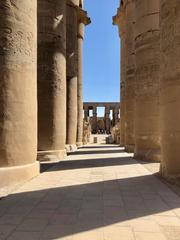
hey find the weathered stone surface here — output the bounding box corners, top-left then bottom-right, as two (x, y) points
(113, 2), (126, 147)
(134, 0), (161, 162)
(0, 0), (39, 187)
(37, 0), (66, 159)
(76, 9), (90, 147)
(76, 23), (84, 147)
(124, 0), (135, 153)
(66, 2), (78, 148)
(111, 122), (121, 144)
(83, 120), (91, 145)
(160, 0), (180, 182)
(83, 102), (120, 135)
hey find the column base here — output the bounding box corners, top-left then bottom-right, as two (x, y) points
(76, 142), (83, 148)
(65, 144), (77, 152)
(37, 150), (66, 162)
(125, 145), (135, 153)
(160, 167), (180, 186)
(134, 149), (161, 162)
(0, 162), (40, 196)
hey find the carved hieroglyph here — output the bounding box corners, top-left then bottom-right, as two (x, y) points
(37, 0), (67, 159)
(0, 0), (39, 187)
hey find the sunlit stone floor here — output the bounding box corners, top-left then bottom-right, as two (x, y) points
(0, 144), (180, 240)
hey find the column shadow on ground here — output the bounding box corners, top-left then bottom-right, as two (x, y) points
(79, 145), (123, 149)
(1, 174), (180, 239)
(41, 156), (137, 172)
(68, 149), (125, 155)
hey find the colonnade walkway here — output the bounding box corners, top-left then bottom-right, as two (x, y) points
(0, 145), (180, 239)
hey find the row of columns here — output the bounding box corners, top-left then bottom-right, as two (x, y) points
(114, 0), (180, 182)
(0, 0), (90, 188)
(84, 105), (120, 134)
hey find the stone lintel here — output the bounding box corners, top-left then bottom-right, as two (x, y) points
(84, 102), (120, 110)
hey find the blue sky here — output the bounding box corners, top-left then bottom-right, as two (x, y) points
(83, 0), (120, 107)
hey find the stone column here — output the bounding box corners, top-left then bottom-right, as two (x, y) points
(124, 0), (135, 153)
(113, 3), (126, 147)
(160, 0), (180, 181)
(76, 9), (91, 147)
(134, 0), (161, 161)
(84, 105), (89, 122)
(92, 106), (97, 134)
(114, 107), (119, 126)
(105, 107), (111, 134)
(66, 0), (79, 150)
(0, 0), (39, 188)
(37, 0), (67, 160)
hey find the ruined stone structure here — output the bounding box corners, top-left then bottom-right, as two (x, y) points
(114, 0), (160, 157)
(111, 122), (121, 144)
(0, 0), (39, 187)
(160, 0), (180, 182)
(83, 102), (120, 134)
(83, 120), (91, 145)
(124, 0), (135, 153)
(113, 4), (126, 147)
(1, 0), (180, 191)
(0, 0), (90, 189)
(114, 0), (180, 183)
(38, 0), (67, 160)
(134, 0), (161, 162)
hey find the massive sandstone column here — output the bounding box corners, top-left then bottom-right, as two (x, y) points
(105, 106), (111, 134)
(113, 3), (126, 147)
(84, 105), (89, 122)
(113, 106), (119, 126)
(134, 0), (161, 161)
(160, 0), (180, 181)
(38, 0), (66, 160)
(66, 0), (79, 150)
(76, 9), (90, 147)
(92, 106), (97, 134)
(124, 0), (135, 152)
(0, 0), (39, 187)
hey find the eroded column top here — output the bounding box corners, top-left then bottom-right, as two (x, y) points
(78, 8), (91, 39)
(113, 0), (126, 38)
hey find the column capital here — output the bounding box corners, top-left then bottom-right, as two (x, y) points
(78, 8), (91, 25)
(78, 9), (91, 39)
(113, 1), (126, 37)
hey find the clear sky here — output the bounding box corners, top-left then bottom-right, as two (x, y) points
(83, 0), (120, 106)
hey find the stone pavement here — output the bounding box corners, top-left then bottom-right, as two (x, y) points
(0, 145), (180, 240)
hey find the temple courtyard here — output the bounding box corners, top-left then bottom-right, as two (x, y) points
(0, 144), (180, 240)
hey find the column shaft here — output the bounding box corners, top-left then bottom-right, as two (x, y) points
(114, 107), (119, 126)
(0, 0), (39, 187)
(84, 107), (89, 122)
(92, 107), (97, 134)
(76, 9), (90, 147)
(160, 0), (180, 180)
(38, 0), (66, 160)
(76, 23), (84, 146)
(105, 107), (111, 134)
(66, 2), (78, 148)
(125, 0), (135, 153)
(134, 0), (161, 161)
(113, 5), (126, 147)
